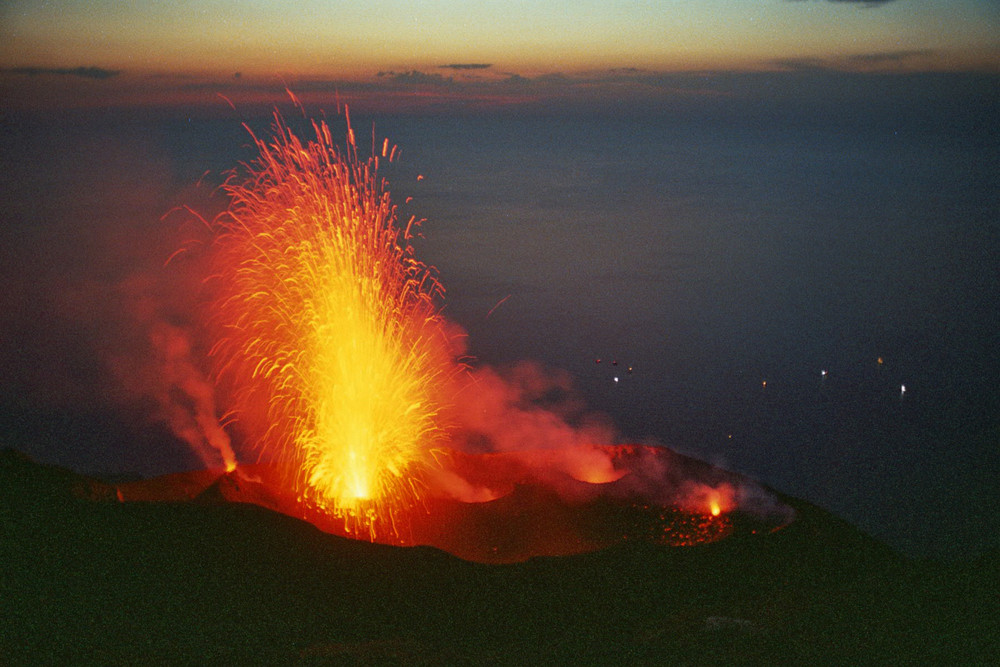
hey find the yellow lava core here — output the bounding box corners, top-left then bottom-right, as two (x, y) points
(710, 500), (722, 517)
(209, 107), (458, 541)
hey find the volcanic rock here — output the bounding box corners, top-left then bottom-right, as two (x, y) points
(0, 447), (119, 504)
(194, 468), (285, 512)
(2, 448), (997, 664)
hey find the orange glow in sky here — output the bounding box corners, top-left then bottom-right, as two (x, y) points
(0, 0), (997, 110)
(3, 0), (997, 74)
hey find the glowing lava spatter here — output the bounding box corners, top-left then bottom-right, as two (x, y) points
(209, 108), (459, 541)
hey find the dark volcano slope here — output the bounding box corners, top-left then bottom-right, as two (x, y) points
(2, 448), (996, 665)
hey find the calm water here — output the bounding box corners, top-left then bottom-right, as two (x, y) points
(377, 113), (1000, 559)
(2, 106), (997, 558)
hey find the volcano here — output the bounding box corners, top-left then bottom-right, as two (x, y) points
(115, 444), (793, 564)
(4, 446), (996, 664)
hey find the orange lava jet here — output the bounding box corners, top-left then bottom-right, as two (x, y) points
(184, 105), (788, 559)
(209, 108), (459, 541)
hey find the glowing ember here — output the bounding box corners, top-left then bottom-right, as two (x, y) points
(209, 108), (458, 540)
(631, 504), (734, 547)
(120, 443), (791, 563)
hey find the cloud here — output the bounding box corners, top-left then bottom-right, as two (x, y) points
(439, 63), (492, 71)
(373, 65), (496, 89)
(7, 66), (121, 79)
(788, 0), (898, 5)
(342, 67), (741, 113)
(771, 57), (833, 72)
(376, 69), (455, 86)
(608, 67), (648, 75)
(845, 49), (936, 66)
(502, 73), (532, 85)
(773, 49), (938, 72)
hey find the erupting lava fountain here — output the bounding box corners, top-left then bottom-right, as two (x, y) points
(209, 107), (461, 541)
(193, 104), (786, 560)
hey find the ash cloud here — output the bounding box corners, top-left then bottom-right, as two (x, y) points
(110, 274), (235, 471)
(441, 360), (789, 518)
(448, 361), (618, 454)
(0, 119), (233, 473)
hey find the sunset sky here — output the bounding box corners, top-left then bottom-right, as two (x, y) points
(1, 1), (998, 562)
(2, 0), (998, 110)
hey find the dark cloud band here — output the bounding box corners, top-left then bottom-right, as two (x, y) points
(440, 63), (492, 70)
(788, 0), (898, 5)
(7, 66), (121, 79)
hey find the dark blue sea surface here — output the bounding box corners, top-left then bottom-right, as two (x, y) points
(1, 103), (997, 558)
(372, 113), (999, 559)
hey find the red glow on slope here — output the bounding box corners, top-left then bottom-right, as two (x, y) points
(157, 103), (795, 562)
(122, 445), (769, 563)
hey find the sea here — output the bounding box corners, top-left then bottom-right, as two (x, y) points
(1, 89), (997, 560)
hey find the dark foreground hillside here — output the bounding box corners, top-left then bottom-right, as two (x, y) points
(2, 448), (997, 665)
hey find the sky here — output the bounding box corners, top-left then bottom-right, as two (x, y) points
(0, 1), (998, 560)
(1, 0), (998, 111)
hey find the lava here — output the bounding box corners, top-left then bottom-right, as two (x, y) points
(118, 444), (779, 564)
(208, 107), (459, 540)
(187, 104), (786, 558)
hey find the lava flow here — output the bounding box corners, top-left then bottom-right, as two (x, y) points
(208, 107), (460, 541)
